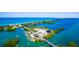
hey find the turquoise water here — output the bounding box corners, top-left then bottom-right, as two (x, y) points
(0, 18), (56, 26)
(0, 18), (79, 47)
(51, 24), (79, 46)
(0, 28), (28, 47)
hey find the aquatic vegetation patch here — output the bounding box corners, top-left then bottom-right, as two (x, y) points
(67, 41), (77, 47)
(3, 37), (19, 47)
(52, 24), (79, 47)
(0, 18), (79, 47)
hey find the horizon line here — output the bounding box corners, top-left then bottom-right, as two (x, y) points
(0, 12), (79, 18)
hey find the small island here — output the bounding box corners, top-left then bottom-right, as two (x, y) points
(0, 19), (65, 47)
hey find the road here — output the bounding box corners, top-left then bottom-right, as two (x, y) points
(22, 25), (56, 47)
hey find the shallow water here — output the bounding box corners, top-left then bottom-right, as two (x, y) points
(51, 24), (79, 46)
(0, 18), (79, 47)
(0, 18), (56, 26)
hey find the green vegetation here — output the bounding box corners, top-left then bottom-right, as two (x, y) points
(30, 27), (48, 32)
(23, 20), (54, 27)
(31, 28), (37, 32)
(3, 38), (19, 47)
(43, 34), (52, 39)
(56, 42), (77, 47)
(24, 28), (30, 31)
(0, 27), (4, 31)
(7, 26), (16, 32)
(67, 42), (77, 47)
(53, 30), (59, 34)
(35, 39), (43, 43)
(53, 27), (64, 34)
(40, 20), (53, 24)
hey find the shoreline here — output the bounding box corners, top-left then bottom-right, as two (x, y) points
(0, 20), (54, 27)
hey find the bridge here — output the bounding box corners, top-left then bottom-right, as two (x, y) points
(22, 25), (56, 47)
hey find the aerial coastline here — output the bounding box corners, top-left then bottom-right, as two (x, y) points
(0, 18), (79, 47)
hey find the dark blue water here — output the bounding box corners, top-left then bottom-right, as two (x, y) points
(37, 18), (79, 30)
(0, 18), (79, 46)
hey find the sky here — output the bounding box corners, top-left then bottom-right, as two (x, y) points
(0, 12), (79, 18)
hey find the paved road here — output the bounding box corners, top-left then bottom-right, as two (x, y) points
(22, 25), (56, 47)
